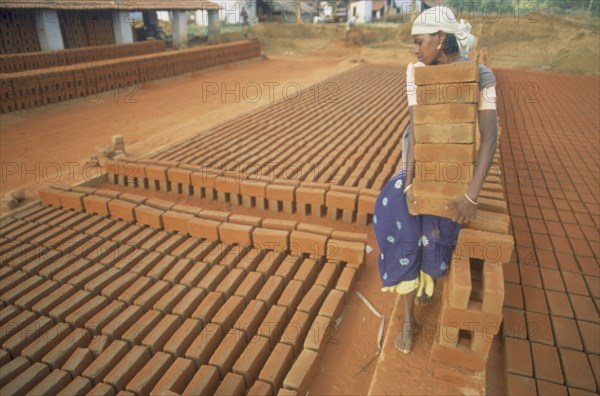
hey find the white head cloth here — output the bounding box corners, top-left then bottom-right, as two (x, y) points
(411, 5), (475, 57)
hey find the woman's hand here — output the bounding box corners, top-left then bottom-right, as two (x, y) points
(446, 193), (478, 224)
(406, 189), (417, 205)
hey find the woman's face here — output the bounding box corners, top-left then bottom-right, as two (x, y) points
(413, 33), (442, 65)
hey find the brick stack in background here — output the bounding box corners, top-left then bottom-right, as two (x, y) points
(0, 10), (40, 53)
(82, 11), (115, 47)
(408, 61), (479, 219)
(58, 10), (88, 49)
(0, 41), (261, 114)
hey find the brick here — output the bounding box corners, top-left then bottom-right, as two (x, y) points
(232, 335), (270, 387)
(283, 348), (319, 395)
(82, 195), (110, 215)
(39, 189), (62, 206)
(188, 218), (220, 240)
(216, 268), (247, 298)
(325, 190), (356, 210)
(326, 239), (364, 265)
(523, 286), (550, 315)
(146, 198), (175, 211)
(525, 311), (554, 345)
(414, 61), (479, 85)
(261, 219), (297, 231)
(258, 343), (294, 391)
(214, 372), (245, 396)
(104, 345), (152, 390)
(151, 357), (195, 396)
(59, 192), (85, 211)
(1, 362), (50, 395)
(94, 189), (121, 199)
(219, 223), (253, 246)
(274, 255), (303, 284)
(266, 184), (295, 201)
(118, 193), (147, 205)
(84, 300), (126, 334)
(570, 294), (597, 322)
(145, 164), (168, 181)
(235, 299), (267, 340)
(163, 211), (193, 234)
(182, 365), (220, 396)
(156, 235), (186, 255)
(0, 310), (37, 344)
(61, 347), (94, 377)
(168, 167), (192, 184)
(171, 238), (201, 258)
(2, 275), (44, 304)
(315, 262), (340, 290)
(578, 321), (599, 354)
(27, 368), (71, 396)
(101, 273), (139, 300)
(330, 231), (368, 243)
(446, 257), (471, 310)
(142, 314), (182, 353)
(135, 205), (163, 228)
(247, 380), (273, 396)
(258, 304), (288, 349)
(290, 231), (328, 259)
(89, 335), (112, 358)
(2, 316), (54, 356)
(172, 287), (206, 318)
(199, 210), (230, 222)
(296, 223), (333, 237)
(256, 276), (285, 309)
(319, 289), (345, 320)
(292, 258), (318, 292)
(505, 373), (536, 396)
(134, 280), (171, 309)
(192, 291), (225, 324)
(296, 187), (326, 206)
(281, 310), (311, 356)
(465, 210), (511, 234)
(277, 279), (305, 317)
(417, 82), (479, 104)
(454, 229), (514, 263)
(229, 214), (262, 227)
(209, 328), (248, 378)
(504, 337), (533, 376)
(84, 267), (122, 294)
(102, 305), (144, 339)
(212, 295), (246, 334)
(198, 265), (228, 292)
(0, 357), (30, 388)
(41, 328), (89, 369)
(536, 380), (567, 396)
(126, 351), (173, 395)
(431, 338), (486, 372)
(83, 340), (129, 384)
(172, 203), (202, 216)
(482, 262), (504, 314)
(531, 343), (564, 384)
(235, 271), (265, 302)
(414, 103), (478, 125)
(560, 348), (597, 392)
(203, 243), (232, 265)
(304, 315), (335, 354)
(14, 279), (60, 310)
(164, 318), (203, 356)
(214, 172), (242, 194)
(49, 289), (93, 322)
(153, 283), (188, 313)
(118, 276), (153, 304)
(253, 228), (289, 252)
(122, 309), (164, 344)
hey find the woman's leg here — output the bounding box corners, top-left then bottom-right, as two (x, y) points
(395, 289), (419, 353)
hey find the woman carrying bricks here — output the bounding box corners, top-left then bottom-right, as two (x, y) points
(373, 5), (498, 354)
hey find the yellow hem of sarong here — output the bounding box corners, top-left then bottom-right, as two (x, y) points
(381, 278), (420, 295)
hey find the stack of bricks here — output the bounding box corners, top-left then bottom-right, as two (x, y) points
(82, 11), (115, 47)
(407, 61), (479, 219)
(0, 41), (261, 114)
(0, 185), (366, 395)
(58, 10), (89, 49)
(0, 9), (40, 54)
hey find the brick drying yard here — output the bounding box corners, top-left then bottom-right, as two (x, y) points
(1, 19), (599, 396)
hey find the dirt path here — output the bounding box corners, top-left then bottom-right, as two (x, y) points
(0, 55), (359, 204)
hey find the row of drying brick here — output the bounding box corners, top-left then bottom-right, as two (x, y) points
(149, 64), (407, 193)
(0, 40), (166, 73)
(0, 40), (261, 113)
(0, 10), (39, 54)
(36, 185), (367, 265)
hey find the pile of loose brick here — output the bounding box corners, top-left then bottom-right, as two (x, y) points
(0, 41), (166, 73)
(0, 184), (366, 395)
(0, 40), (261, 113)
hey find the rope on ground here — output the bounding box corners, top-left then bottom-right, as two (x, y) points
(355, 291), (385, 355)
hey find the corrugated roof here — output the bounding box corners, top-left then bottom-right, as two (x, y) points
(0, 0), (219, 11)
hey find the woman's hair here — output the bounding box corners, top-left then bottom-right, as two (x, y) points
(430, 32), (460, 55)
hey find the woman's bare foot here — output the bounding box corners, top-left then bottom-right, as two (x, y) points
(394, 321), (420, 354)
(415, 294), (432, 306)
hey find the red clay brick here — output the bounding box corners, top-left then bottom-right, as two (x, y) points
(212, 295), (247, 334)
(536, 380), (567, 396)
(230, 214), (262, 227)
(319, 289), (345, 320)
(447, 257), (471, 309)
(258, 342), (294, 392)
(277, 279), (305, 318)
(163, 318), (203, 356)
(560, 348), (597, 392)
(27, 368), (71, 396)
(216, 268), (247, 298)
(0, 310), (37, 344)
(59, 191), (85, 211)
(126, 351), (173, 395)
(253, 228), (290, 252)
(41, 328), (88, 369)
(135, 205), (164, 228)
(182, 364), (220, 395)
(2, 316), (54, 356)
(0, 356), (30, 388)
(172, 287), (207, 318)
(531, 343), (564, 384)
(83, 340), (129, 384)
(255, 304), (287, 348)
(83, 195), (111, 215)
(283, 348), (319, 395)
(14, 279), (60, 310)
(161, 211), (193, 234)
(151, 357), (196, 396)
(188, 218), (221, 241)
(570, 294), (597, 322)
(102, 305), (144, 339)
(192, 291), (226, 325)
(454, 229), (514, 263)
(261, 219), (297, 231)
(146, 198), (175, 211)
(104, 345), (152, 390)
(236, 248), (265, 272)
(545, 290), (572, 317)
(214, 372), (245, 396)
(414, 103), (477, 125)
(292, 258), (318, 292)
(506, 373), (537, 396)
(255, 251), (286, 278)
(504, 337), (533, 376)
(84, 267), (121, 294)
(134, 280), (171, 309)
(525, 311), (554, 345)
(49, 289), (93, 322)
(256, 275), (285, 309)
(304, 315), (335, 354)
(209, 328), (248, 378)
(315, 262), (340, 290)
(39, 189), (62, 207)
(233, 335), (271, 387)
(414, 61), (478, 85)
(247, 380), (273, 396)
(122, 309), (164, 344)
(118, 276), (153, 304)
(199, 209), (230, 222)
(274, 255), (302, 284)
(197, 265), (228, 292)
(235, 271), (266, 303)
(290, 231), (328, 260)
(482, 261), (504, 314)
(414, 143), (475, 164)
(282, 310), (312, 356)
(325, 190), (357, 211)
(153, 283), (188, 313)
(142, 314), (182, 353)
(219, 223), (253, 246)
(326, 238), (364, 265)
(235, 299), (267, 341)
(1, 362), (50, 395)
(417, 82), (479, 105)
(330, 231), (368, 243)
(61, 347), (94, 377)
